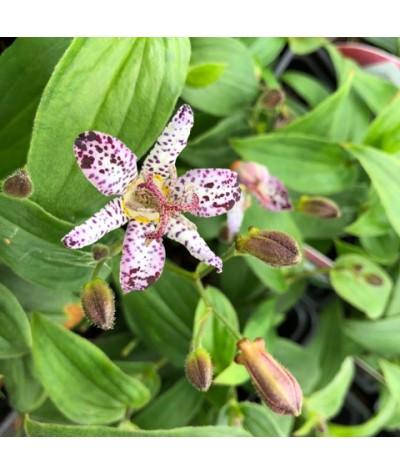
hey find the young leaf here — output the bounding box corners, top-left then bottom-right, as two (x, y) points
(239, 402), (294, 437)
(186, 62), (227, 88)
(240, 37), (286, 66)
(281, 71), (330, 108)
(32, 313), (150, 425)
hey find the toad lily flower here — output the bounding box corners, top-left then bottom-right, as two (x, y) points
(226, 161), (292, 239)
(62, 105), (241, 292)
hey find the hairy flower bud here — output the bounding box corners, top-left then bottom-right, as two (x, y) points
(3, 169), (32, 198)
(92, 244), (110, 261)
(235, 227), (301, 267)
(262, 88), (286, 109)
(297, 196), (341, 219)
(81, 278), (115, 330)
(185, 348), (213, 392)
(235, 338), (302, 416)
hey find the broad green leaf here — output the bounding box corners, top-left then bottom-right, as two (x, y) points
(25, 417), (251, 437)
(243, 298), (281, 343)
(292, 209), (352, 240)
(281, 71), (330, 107)
(343, 318), (400, 357)
(386, 271), (400, 319)
(194, 286), (239, 374)
(346, 145), (400, 237)
(114, 361), (161, 400)
(364, 93), (400, 154)
(331, 254), (392, 319)
(186, 62), (227, 88)
(0, 38), (71, 179)
(364, 38), (400, 55)
(0, 282), (31, 358)
(182, 38), (258, 116)
(232, 134), (357, 194)
(32, 313), (150, 425)
(0, 354), (45, 412)
(0, 195), (94, 290)
(240, 37), (286, 66)
(28, 37), (190, 220)
(360, 231), (399, 265)
(289, 37), (328, 55)
(381, 360), (400, 405)
(213, 363), (249, 386)
(133, 378), (202, 430)
(122, 269), (197, 366)
(240, 402), (294, 437)
(306, 357), (354, 419)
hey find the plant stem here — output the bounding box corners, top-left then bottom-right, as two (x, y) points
(286, 266), (333, 283)
(91, 260), (105, 279)
(121, 338), (140, 358)
(195, 244), (238, 280)
(192, 305), (213, 350)
(354, 357), (386, 386)
(164, 261), (196, 281)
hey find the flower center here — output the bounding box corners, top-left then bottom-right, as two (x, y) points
(123, 172), (199, 242)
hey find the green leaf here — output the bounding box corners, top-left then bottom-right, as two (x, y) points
(133, 378), (202, 429)
(281, 71), (330, 107)
(346, 145), (400, 237)
(0, 354), (45, 412)
(0, 283), (31, 358)
(25, 417), (251, 437)
(232, 133), (357, 194)
(182, 38), (258, 116)
(240, 37), (286, 66)
(243, 298), (281, 342)
(386, 271), (400, 319)
(0, 195), (94, 290)
(114, 361), (161, 400)
(306, 357), (354, 419)
(364, 38), (400, 55)
(292, 209), (353, 240)
(213, 363), (249, 386)
(186, 62), (227, 88)
(32, 313), (150, 425)
(0, 38), (71, 179)
(381, 360), (400, 405)
(194, 286), (239, 374)
(331, 254), (392, 319)
(122, 269), (197, 366)
(27, 37), (190, 220)
(360, 231), (399, 265)
(239, 402), (294, 437)
(288, 37), (328, 55)
(364, 93), (400, 154)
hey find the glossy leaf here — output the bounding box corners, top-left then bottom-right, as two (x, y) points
(182, 38), (258, 116)
(232, 134), (357, 194)
(133, 378), (202, 430)
(0, 195), (94, 290)
(27, 37), (190, 220)
(239, 402), (294, 437)
(0, 282), (31, 358)
(240, 37), (286, 66)
(32, 313), (150, 425)
(281, 71), (330, 107)
(186, 62), (227, 88)
(331, 254), (392, 319)
(0, 38), (71, 179)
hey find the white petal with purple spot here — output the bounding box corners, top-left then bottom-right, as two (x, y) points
(120, 221), (166, 292)
(165, 216), (222, 272)
(253, 176), (292, 211)
(227, 192), (247, 237)
(74, 131), (138, 196)
(141, 104), (193, 178)
(62, 198), (127, 249)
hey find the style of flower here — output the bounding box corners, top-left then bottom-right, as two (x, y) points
(226, 161), (292, 239)
(62, 105), (241, 292)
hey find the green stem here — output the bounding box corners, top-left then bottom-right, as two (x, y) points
(354, 357), (386, 386)
(154, 357), (169, 371)
(286, 266), (332, 283)
(164, 261), (196, 281)
(192, 305), (213, 350)
(195, 244), (238, 280)
(121, 338), (139, 358)
(91, 260), (105, 280)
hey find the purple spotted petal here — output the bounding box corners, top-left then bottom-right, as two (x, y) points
(120, 221), (165, 292)
(62, 198), (127, 249)
(227, 192), (247, 237)
(141, 104), (194, 178)
(165, 216), (222, 272)
(74, 131), (138, 196)
(170, 168), (241, 218)
(253, 176), (292, 211)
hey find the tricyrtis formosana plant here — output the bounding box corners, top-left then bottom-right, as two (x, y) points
(1, 37), (400, 437)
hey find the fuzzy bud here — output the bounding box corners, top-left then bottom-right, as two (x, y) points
(235, 227), (301, 267)
(92, 244), (110, 261)
(297, 196), (341, 219)
(262, 89), (286, 109)
(185, 348), (213, 392)
(235, 338), (302, 416)
(3, 170), (32, 198)
(81, 278), (115, 330)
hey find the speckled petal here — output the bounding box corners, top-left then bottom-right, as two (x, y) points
(253, 176), (292, 211)
(141, 104), (194, 178)
(170, 168), (241, 217)
(120, 221), (166, 292)
(227, 192), (247, 237)
(62, 198), (127, 249)
(74, 131), (138, 196)
(165, 216), (222, 272)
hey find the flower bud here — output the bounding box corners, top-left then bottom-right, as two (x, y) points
(92, 244), (110, 261)
(297, 196), (341, 219)
(235, 227), (301, 267)
(3, 169), (32, 198)
(185, 348), (213, 392)
(262, 88), (285, 109)
(235, 338), (302, 416)
(81, 278), (115, 330)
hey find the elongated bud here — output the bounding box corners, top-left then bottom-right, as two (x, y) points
(262, 88), (285, 109)
(3, 170), (32, 198)
(297, 196), (341, 219)
(235, 338), (302, 416)
(185, 348), (213, 392)
(92, 244), (110, 261)
(235, 227), (301, 267)
(81, 278), (115, 330)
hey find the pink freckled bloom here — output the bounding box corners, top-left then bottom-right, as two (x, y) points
(226, 161), (292, 238)
(62, 104), (241, 292)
